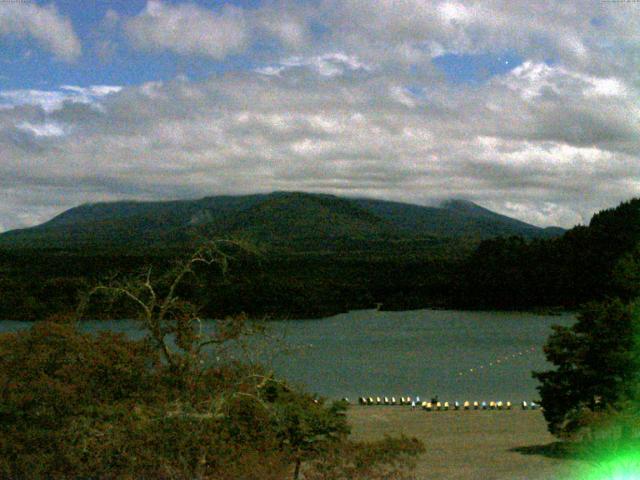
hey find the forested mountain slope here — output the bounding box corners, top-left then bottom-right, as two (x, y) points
(0, 192), (561, 249)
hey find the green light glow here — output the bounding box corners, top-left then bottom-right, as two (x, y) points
(577, 448), (640, 480)
(557, 298), (640, 479)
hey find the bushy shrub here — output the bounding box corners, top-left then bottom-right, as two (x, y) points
(0, 242), (424, 478)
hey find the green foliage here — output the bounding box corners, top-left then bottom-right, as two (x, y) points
(0, 242), (424, 478)
(612, 243), (640, 300)
(533, 298), (640, 438)
(0, 318), (423, 479)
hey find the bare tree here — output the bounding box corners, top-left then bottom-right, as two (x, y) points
(77, 239), (263, 373)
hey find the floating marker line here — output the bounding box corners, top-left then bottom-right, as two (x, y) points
(456, 346), (537, 378)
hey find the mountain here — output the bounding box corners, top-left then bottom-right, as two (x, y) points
(353, 197), (562, 239)
(0, 192), (564, 249)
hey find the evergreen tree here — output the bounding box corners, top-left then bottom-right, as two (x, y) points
(533, 299), (640, 438)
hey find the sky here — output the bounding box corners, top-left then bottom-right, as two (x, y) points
(0, 0), (639, 232)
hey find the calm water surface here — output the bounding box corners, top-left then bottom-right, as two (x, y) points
(0, 309), (575, 402)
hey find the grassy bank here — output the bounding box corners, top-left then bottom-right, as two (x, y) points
(347, 406), (584, 480)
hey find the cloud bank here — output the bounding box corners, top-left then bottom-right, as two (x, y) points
(1, 0), (639, 232)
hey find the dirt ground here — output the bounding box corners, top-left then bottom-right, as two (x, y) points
(348, 406), (585, 480)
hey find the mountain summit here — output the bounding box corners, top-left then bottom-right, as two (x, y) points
(0, 192), (563, 248)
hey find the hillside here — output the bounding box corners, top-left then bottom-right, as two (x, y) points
(0, 192), (562, 249)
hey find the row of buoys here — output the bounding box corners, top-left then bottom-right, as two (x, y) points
(422, 400), (540, 410)
(423, 400), (513, 410)
(358, 396), (422, 406)
(356, 398), (540, 410)
(457, 347), (538, 377)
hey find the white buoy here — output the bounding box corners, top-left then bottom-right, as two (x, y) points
(481, 401), (488, 410)
(454, 401), (460, 410)
(384, 396), (389, 405)
(415, 396), (421, 404)
(391, 396), (396, 405)
(531, 401), (538, 410)
(376, 396), (382, 405)
(368, 397), (374, 405)
(522, 401), (528, 410)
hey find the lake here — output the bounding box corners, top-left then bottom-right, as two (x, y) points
(0, 309), (574, 403)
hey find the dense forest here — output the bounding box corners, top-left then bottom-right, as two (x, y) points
(0, 196), (638, 321)
(455, 198), (640, 309)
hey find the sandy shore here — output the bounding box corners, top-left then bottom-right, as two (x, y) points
(347, 406), (585, 480)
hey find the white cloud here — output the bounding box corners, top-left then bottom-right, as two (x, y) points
(125, 0), (248, 59)
(0, 85), (122, 112)
(0, 89), (68, 113)
(0, 3), (81, 61)
(502, 61), (628, 101)
(389, 86), (417, 108)
(256, 7), (308, 49)
(437, 2), (472, 25)
(16, 121), (68, 138)
(585, 77), (626, 97)
(255, 65), (286, 76)
(257, 52), (371, 77)
(316, 0), (634, 74)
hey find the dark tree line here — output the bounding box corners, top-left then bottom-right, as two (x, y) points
(1, 198), (640, 321)
(530, 200), (640, 445)
(455, 198), (640, 310)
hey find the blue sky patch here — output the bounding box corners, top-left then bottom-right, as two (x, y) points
(432, 52), (523, 85)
